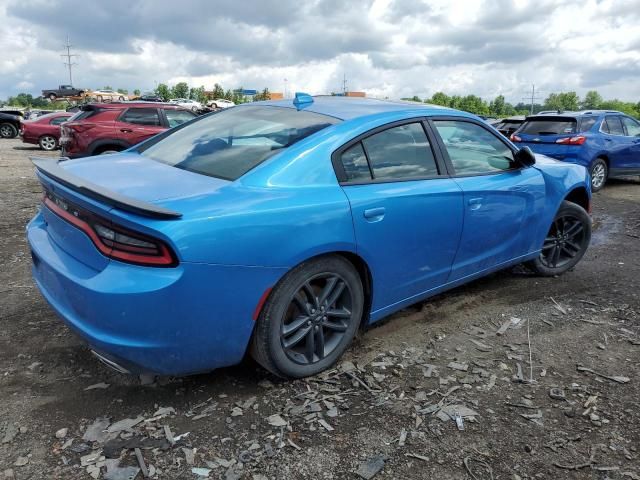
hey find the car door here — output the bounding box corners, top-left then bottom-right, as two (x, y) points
(600, 115), (631, 171)
(117, 107), (165, 146)
(334, 120), (464, 315)
(619, 116), (640, 173)
(430, 118), (546, 282)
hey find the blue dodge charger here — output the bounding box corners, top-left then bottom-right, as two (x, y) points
(27, 95), (592, 378)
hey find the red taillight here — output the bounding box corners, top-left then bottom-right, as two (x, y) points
(510, 134), (521, 142)
(67, 122), (96, 133)
(43, 193), (177, 267)
(556, 135), (586, 145)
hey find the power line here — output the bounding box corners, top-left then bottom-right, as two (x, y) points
(521, 84), (542, 115)
(61, 35), (79, 86)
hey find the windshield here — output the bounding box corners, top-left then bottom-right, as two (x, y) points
(518, 117), (577, 135)
(139, 106), (340, 180)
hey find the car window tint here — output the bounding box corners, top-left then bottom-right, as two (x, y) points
(361, 123), (438, 180)
(518, 118), (577, 135)
(165, 109), (197, 128)
(621, 116), (640, 136)
(433, 120), (517, 175)
(121, 108), (161, 126)
(49, 116), (68, 125)
(578, 117), (597, 132)
(604, 116), (625, 136)
(139, 106), (339, 180)
(340, 143), (371, 182)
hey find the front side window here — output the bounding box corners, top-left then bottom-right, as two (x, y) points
(433, 120), (517, 175)
(120, 108), (161, 126)
(621, 116), (640, 137)
(140, 106), (339, 180)
(164, 109), (197, 128)
(603, 116), (625, 136)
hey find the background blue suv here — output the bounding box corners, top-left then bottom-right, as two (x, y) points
(511, 110), (640, 191)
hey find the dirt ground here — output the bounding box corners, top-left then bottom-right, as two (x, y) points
(0, 137), (639, 480)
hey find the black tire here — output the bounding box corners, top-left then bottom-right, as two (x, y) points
(590, 158), (608, 192)
(39, 135), (57, 151)
(48, 94), (56, 101)
(527, 200), (591, 276)
(98, 148), (122, 155)
(250, 255), (364, 378)
(0, 122), (18, 138)
(96, 95), (103, 102)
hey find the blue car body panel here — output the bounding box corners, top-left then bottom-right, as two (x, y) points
(27, 97), (591, 375)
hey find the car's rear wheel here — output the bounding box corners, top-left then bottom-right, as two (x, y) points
(39, 135), (58, 151)
(527, 201), (591, 276)
(96, 95), (103, 102)
(590, 158), (608, 192)
(251, 255), (364, 378)
(0, 122), (18, 138)
(119, 96), (125, 101)
(48, 94), (56, 101)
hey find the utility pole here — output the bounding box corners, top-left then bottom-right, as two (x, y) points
(342, 73), (347, 95)
(61, 36), (79, 86)
(521, 84), (541, 115)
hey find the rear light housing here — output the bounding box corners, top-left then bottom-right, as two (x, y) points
(42, 188), (177, 267)
(555, 135), (586, 145)
(66, 122), (96, 133)
(510, 134), (521, 142)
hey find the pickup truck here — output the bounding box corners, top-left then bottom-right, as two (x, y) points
(41, 85), (85, 100)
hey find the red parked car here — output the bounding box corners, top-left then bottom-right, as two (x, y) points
(20, 112), (73, 151)
(60, 102), (197, 158)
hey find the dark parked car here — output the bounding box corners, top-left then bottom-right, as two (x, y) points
(0, 111), (23, 138)
(60, 102), (197, 158)
(494, 116), (526, 137)
(42, 85), (85, 100)
(135, 94), (164, 102)
(20, 112), (73, 150)
(511, 110), (640, 191)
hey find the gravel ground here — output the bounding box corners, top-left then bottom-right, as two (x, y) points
(0, 137), (639, 480)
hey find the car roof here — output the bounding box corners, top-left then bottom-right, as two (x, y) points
(530, 110), (623, 118)
(253, 96), (457, 121)
(82, 102), (188, 110)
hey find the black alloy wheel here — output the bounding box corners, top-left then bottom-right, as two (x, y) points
(281, 274), (353, 365)
(251, 255), (363, 378)
(527, 200), (591, 276)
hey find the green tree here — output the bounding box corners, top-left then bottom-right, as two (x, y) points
(254, 88), (271, 101)
(189, 86), (206, 103)
(458, 95), (489, 115)
(223, 89), (233, 101)
(427, 92), (450, 106)
(172, 82), (189, 99)
(581, 90), (602, 110)
(133, 89), (141, 96)
(211, 83), (225, 99)
(489, 95), (506, 116)
(116, 88), (128, 95)
(155, 83), (171, 101)
(544, 91), (579, 111)
(102, 85), (113, 90)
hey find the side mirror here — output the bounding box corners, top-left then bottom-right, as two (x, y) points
(515, 146), (536, 167)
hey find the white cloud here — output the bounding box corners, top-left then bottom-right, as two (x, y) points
(1, 0), (639, 104)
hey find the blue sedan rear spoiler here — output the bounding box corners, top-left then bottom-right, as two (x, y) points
(30, 157), (182, 220)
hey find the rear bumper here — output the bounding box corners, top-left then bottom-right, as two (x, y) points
(27, 211), (286, 375)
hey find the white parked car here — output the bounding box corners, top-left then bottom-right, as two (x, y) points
(169, 98), (202, 112)
(208, 98), (235, 109)
(91, 90), (127, 102)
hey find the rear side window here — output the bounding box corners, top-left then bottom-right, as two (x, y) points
(164, 109), (197, 128)
(341, 143), (371, 182)
(49, 116), (68, 126)
(139, 106), (339, 180)
(362, 123), (438, 180)
(120, 108), (161, 126)
(621, 116), (640, 136)
(578, 117), (597, 132)
(602, 116), (625, 135)
(518, 118), (577, 135)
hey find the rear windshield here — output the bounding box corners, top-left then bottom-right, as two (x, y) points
(68, 108), (103, 121)
(139, 106), (340, 180)
(518, 117), (577, 135)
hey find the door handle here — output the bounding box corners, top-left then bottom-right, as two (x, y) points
(363, 207), (385, 222)
(468, 198), (482, 211)
(120, 128), (133, 133)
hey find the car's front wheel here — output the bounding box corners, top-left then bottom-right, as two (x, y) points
(527, 200), (591, 276)
(590, 158), (608, 192)
(251, 255), (364, 378)
(0, 122), (18, 138)
(39, 135), (57, 151)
